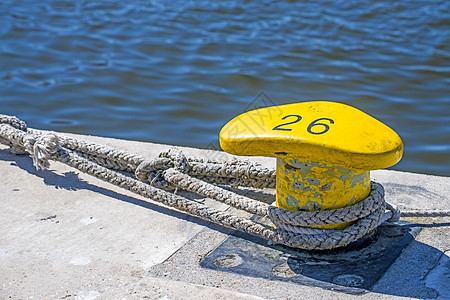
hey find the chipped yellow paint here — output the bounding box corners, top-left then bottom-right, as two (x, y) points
(219, 101), (403, 230)
(276, 156), (370, 229)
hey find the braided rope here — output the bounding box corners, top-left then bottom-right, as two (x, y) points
(1, 115), (448, 250)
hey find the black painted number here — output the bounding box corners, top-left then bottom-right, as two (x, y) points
(272, 115), (302, 131)
(307, 118), (335, 135)
(272, 116), (334, 135)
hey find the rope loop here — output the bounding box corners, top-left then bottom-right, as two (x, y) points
(30, 133), (60, 170)
(135, 158), (172, 181)
(268, 182), (385, 228)
(159, 148), (191, 173)
(385, 202), (401, 222)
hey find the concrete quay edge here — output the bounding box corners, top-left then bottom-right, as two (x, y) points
(0, 132), (449, 300)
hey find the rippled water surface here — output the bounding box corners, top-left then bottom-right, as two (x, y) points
(1, 0), (449, 176)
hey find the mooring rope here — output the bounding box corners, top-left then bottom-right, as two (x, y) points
(1, 115), (448, 250)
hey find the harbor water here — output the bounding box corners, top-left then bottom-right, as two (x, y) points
(0, 0), (449, 176)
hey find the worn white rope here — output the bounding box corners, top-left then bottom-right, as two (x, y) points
(1, 115), (449, 250)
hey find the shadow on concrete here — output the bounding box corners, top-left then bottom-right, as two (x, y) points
(0, 149), (233, 235)
(200, 226), (447, 298)
(404, 222), (450, 228)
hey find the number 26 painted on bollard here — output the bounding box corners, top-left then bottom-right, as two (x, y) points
(272, 115), (335, 135)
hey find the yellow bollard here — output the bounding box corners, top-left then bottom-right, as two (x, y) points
(219, 101), (403, 229)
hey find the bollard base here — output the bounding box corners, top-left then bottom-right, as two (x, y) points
(200, 221), (421, 294)
(276, 157), (371, 229)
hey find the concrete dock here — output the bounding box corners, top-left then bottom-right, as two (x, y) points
(1, 133), (449, 300)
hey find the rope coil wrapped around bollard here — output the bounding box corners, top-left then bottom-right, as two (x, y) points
(0, 115), (448, 250)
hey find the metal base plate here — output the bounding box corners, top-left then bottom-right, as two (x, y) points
(200, 222), (420, 294)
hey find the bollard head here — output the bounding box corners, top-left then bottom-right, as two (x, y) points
(219, 101), (403, 170)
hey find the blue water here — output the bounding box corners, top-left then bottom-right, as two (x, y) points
(0, 0), (449, 176)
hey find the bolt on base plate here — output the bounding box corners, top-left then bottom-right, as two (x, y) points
(200, 221), (420, 295)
